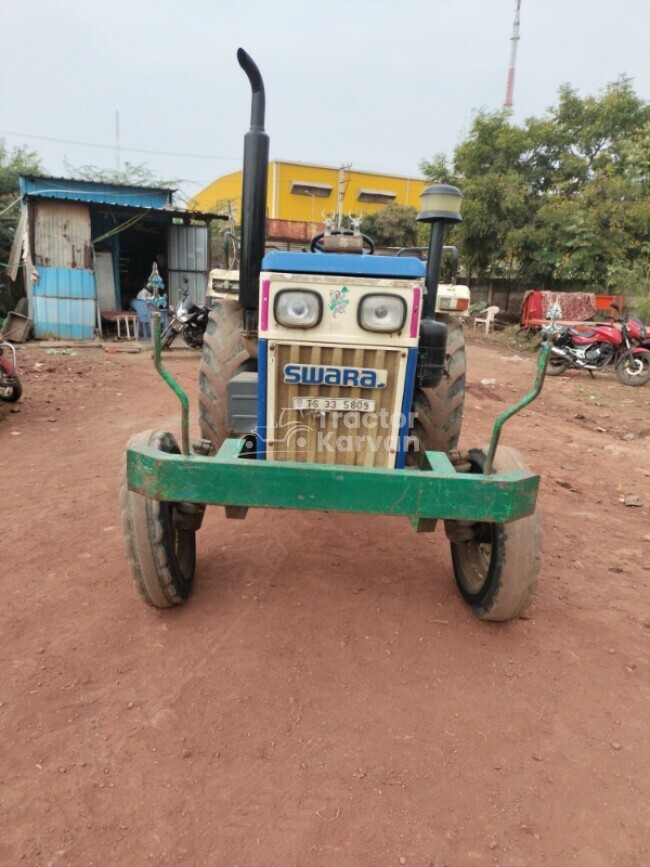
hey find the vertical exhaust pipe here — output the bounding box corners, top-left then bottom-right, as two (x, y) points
(237, 48), (269, 313)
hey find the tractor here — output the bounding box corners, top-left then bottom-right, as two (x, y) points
(122, 49), (549, 621)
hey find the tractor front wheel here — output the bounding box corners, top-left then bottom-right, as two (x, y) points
(121, 429), (198, 608)
(447, 446), (541, 621)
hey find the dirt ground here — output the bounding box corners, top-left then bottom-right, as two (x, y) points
(1, 331), (649, 867)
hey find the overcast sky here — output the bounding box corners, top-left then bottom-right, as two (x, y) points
(3, 0), (649, 202)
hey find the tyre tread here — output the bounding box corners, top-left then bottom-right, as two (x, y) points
(198, 300), (256, 450)
(451, 446), (542, 622)
(121, 429), (195, 608)
(412, 317), (466, 455)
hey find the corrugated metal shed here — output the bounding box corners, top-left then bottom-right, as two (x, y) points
(32, 268), (96, 339)
(20, 175), (173, 209)
(168, 224), (210, 305)
(28, 199), (95, 338)
(34, 200), (92, 269)
(16, 175), (223, 340)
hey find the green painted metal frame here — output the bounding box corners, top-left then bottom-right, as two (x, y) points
(152, 312), (190, 455)
(129, 316), (550, 526)
(127, 438), (539, 524)
(484, 342), (550, 473)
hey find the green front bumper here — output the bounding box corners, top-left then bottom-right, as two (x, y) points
(127, 438), (539, 524)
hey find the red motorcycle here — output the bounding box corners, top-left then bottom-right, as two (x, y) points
(546, 303), (650, 386)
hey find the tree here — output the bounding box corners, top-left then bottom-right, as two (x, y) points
(0, 139), (43, 272)
(515, 82), (650, 288)
(360, 203), (419, 248)
(421, 112), (534, 281)
(63, 159), (182, 199)
(420, 78), (650, 294)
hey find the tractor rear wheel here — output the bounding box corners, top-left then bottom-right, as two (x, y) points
(410, 316), (466, 459)
(121, 429), (197, 608)
(448, 446), (541, 621)
(198, 299), (257, 451)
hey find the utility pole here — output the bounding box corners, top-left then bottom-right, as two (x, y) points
(336, 164), (351, 229)
(504, 0), (521, 110)
(115, 111), (121, 172)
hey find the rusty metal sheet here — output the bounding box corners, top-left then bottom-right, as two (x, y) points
(267, 219), (323, 242)
(33, 201), (92, 269)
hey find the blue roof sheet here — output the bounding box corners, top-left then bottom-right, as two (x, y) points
(20, 175), (173, 209)
(262, 251), (426, 280)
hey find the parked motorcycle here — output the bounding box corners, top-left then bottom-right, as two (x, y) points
(546, 303), (650, 386)
(161, 278), (209, 350)
(0, 340), (22, 402)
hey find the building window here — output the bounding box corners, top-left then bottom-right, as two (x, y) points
(357, 188), (397, 204)
(290, 181), (332, 198)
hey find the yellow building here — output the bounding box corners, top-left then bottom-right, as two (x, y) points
(189, 161), (427, 226)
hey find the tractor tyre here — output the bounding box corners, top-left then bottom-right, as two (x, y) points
(448, 446), (542, 622)
(121, 429), (197, 608)
(198, 299), (257, 451)
(410, 316), (466, 460)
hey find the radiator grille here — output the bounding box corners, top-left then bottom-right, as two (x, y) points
(267, 343), (404, 468)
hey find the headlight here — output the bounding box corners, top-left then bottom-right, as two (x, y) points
(274, 290), (322, 328)
(358, 294), (407, 333)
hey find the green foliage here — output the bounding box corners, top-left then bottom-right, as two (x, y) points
(63, 158), (181, 197)
(361, 203), (419, 248)
(207, 201), (239, 267)
(420, 77), (650, 300)
(606, 246), (650, 322)
(211, 223), (239, 268)
(419, 153), (455, 185)
(0, 139), (43, 270)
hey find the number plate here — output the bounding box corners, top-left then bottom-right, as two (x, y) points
(291, 397), (377, 412)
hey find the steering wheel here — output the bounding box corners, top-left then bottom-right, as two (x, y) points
(310, 229), (375, 254)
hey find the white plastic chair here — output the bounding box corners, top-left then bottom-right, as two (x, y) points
(474, 305), (500, 335)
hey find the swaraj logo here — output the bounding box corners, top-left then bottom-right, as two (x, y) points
(283, 364), (388, 389)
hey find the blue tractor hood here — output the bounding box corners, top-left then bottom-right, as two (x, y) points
(261, 250), (426, 281)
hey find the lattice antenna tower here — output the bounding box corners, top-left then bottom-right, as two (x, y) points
(504, 0), (522, 110)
